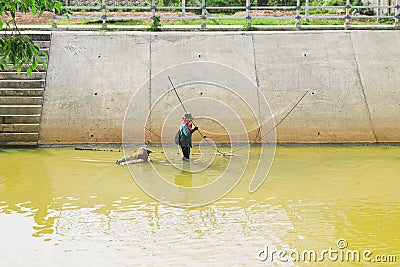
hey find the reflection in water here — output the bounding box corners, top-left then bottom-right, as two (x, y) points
(0, 149), (56, 238)
(0, 147), (399, 265)
(174, 166), (193, 188)
(174, 167), (193, 207)
(174, 171), (192, 188)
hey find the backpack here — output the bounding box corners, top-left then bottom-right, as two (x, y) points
(174, 130), (180, 145)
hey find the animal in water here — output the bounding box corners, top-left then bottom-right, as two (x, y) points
(116, 147), (152, 165)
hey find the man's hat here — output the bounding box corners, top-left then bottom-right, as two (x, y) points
(182, 112), (194, 122)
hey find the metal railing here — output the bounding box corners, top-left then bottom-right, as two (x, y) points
(52, 0), (400, 29)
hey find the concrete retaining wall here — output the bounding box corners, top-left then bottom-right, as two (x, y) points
(39, 31), (400, 144)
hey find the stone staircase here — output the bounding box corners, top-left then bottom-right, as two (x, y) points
(0, 33), (50, 147)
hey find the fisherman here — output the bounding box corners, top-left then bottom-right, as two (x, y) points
(178, 112), (198, 161)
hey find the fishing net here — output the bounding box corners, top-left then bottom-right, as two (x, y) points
(122, 62), (276, 207)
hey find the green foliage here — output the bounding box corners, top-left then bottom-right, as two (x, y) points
(242, 22), (255, 31)
(148, 15), (161, 31)
(0, 35), (47, 74)
(0, 0), (64, 21)
(355, 0), (375, 15)
(0, 0), (65, 75)
(325, 0), (345, 6)
(300, 19), (343, 25)
(299, 0), (374, 15)
(207, 0), (246, 7)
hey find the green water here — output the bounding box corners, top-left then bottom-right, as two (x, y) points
(0, 146), (399, 266)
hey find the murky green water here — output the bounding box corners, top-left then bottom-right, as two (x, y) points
(1, 146), (399, 266)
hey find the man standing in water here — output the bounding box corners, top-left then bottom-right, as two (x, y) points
(177, 112), (198, 161)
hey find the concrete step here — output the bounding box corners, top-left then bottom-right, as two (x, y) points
(0, 123), (40, 133)
(38, 48), (50, 57)
(2, 33), (50, 41)
(0, 132), (39, 142)
(0, 105), (42, 115)
(0, 141), (38, 147)
(2, 64), (46, 72)
(0, 88), (44, 97)
(29, 34), (51, 42)
(0, 33), (50, 147)
(5, 56), (48, 65)
(0, 96), (43, 105)
(1, 115), (41, 124)
(0, 80), (45, 88)
(0, 72), (46, 80)
(33, 41), (51, 49)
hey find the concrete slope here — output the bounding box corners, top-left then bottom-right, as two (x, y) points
(40, 31), (400, 144)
